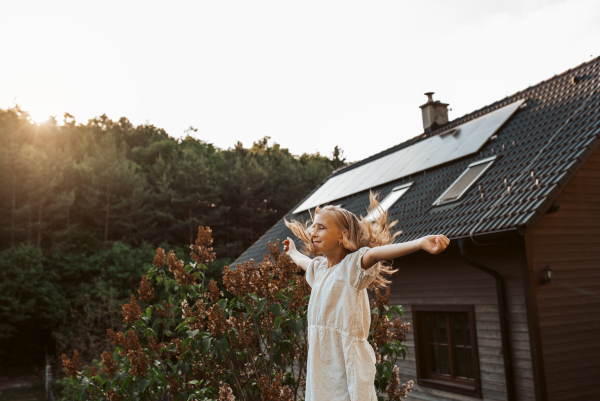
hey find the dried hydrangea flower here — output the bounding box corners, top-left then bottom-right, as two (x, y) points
(61, 350), (81, 379)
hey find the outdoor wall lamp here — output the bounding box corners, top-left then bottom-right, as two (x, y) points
(540, 265), (553, 284)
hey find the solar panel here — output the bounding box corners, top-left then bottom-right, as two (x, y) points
(293, 99), (524, 213)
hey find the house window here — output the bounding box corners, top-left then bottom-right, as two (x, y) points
(413, 305), (482, 398)
(365, 183), (412, 221)
(433, 156), (496, 205)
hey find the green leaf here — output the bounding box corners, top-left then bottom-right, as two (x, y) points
(272, 327), (283, 341)
(216, 337), (229, 353)
(390, 305), (404, 316)
(302, 295), (311, 301)
(140, 379), (151, 392)
(203, 336), (212, 351)
(274, 293), (289, 301)
(121, 375), (133, 389)
(268, 304), (282, 316)
(256, 298), (268, 315)
(80, 377), (89, 396)
(187, 329), (200, 338)
(290, 319), (303, 336)
(146, 306), (152, 318)
(247, 293), (259, 302)
(274, 315), (283, 329)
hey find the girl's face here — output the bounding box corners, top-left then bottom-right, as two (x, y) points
(311, 211), (344, 255)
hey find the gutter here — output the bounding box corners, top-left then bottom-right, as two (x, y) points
(458, 238), (516, 401)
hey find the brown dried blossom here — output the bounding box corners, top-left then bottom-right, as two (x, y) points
(137, 275), (154, 303)
(170, 338), (184, 359)
(223, 239), (310, 306)
(148, 335), (167, 359)
(226, 313), (256, 349)
(218, 382), (235, 401)
(205, 304), (229, 338)
(289, 275), (311, 315)
(153, 247), (166, 268)
(157, 300), (174, 319)
(386, 365), (414, 400)
(128, 348), (148, 376)
(190, 226), (216, 265)
(122, 294), (142, 324)
(61, 350), (81, 379)
(107, 329), (142, 357)
(106, 390), (122, 401)
(207, 279), (222, 303)
(370, 314), (392, 351)
(258, 372), (293, 401)
(192, 362), (215, 388)
(167, 250), (196, 286)
(371, 287), (391, 312)
(193, 359), (229, 389)
(166, 374), (180, 396)
(101, 351), (118, 379)
(182, 299), (207, 331)
(392, 318), (410, 343)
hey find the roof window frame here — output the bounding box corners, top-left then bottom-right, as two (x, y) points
(365, 182), (413, 221)
(433, 156), (496, 206)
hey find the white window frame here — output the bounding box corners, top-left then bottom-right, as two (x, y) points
(365, 182), (413, 221)
(433, 156), (496, 206)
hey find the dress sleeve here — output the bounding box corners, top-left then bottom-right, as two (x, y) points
(305, 256), (324, 288)
(345, 247), (380, 291)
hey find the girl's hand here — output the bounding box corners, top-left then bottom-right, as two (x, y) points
(283, 237), (297, 255)
(419, 234), (450, 255)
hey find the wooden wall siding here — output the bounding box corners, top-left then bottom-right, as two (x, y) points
(529, 145), (600, 401)
(387, 240), (535, 401)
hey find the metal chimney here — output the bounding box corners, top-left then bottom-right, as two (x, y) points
(420, 92), (449, 133)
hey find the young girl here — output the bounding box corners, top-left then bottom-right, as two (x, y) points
(283, 195), (449, 401)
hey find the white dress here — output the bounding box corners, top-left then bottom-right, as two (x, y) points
(305, 247), (379, 401)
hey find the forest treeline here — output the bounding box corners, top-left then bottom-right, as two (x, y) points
(0, 107), (345, 371)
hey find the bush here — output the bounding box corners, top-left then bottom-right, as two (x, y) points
(62, 227), (412, 400)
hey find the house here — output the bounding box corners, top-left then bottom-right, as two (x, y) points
(232, 57), (600, 400)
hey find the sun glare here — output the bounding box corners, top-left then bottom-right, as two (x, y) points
(27, 109), (54, 124)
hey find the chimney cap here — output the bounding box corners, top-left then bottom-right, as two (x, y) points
(420, 92), (448, 109)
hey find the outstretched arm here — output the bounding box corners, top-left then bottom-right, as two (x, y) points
(283, 237), (311, 271)
(361, 235), (450, 270)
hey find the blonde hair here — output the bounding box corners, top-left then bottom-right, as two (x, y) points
(285, 191), (401, 290)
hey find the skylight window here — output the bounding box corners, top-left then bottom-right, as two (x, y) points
(365, 183), (412, 221)
(433, 156), (496, 206)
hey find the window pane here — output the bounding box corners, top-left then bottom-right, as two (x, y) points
(464, 319), (471, 346)
(456, 348), (467, 378)
(365, 186), (410, 221)
(453, 316), (464, 346)
(438, 316), (447, 344)
(440, 345), (450, 375)
(438, 161), (491, 203)
(426, 315), (435, 343)
(430, 345), (441, 373)
(466, 348), (474, 379)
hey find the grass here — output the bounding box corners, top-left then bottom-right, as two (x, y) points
(0, 381), (47, 401)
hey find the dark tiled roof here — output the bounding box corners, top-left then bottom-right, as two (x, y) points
(234, 57), (600, 266)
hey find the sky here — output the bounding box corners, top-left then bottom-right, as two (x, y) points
(1, 0), (599, 162)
